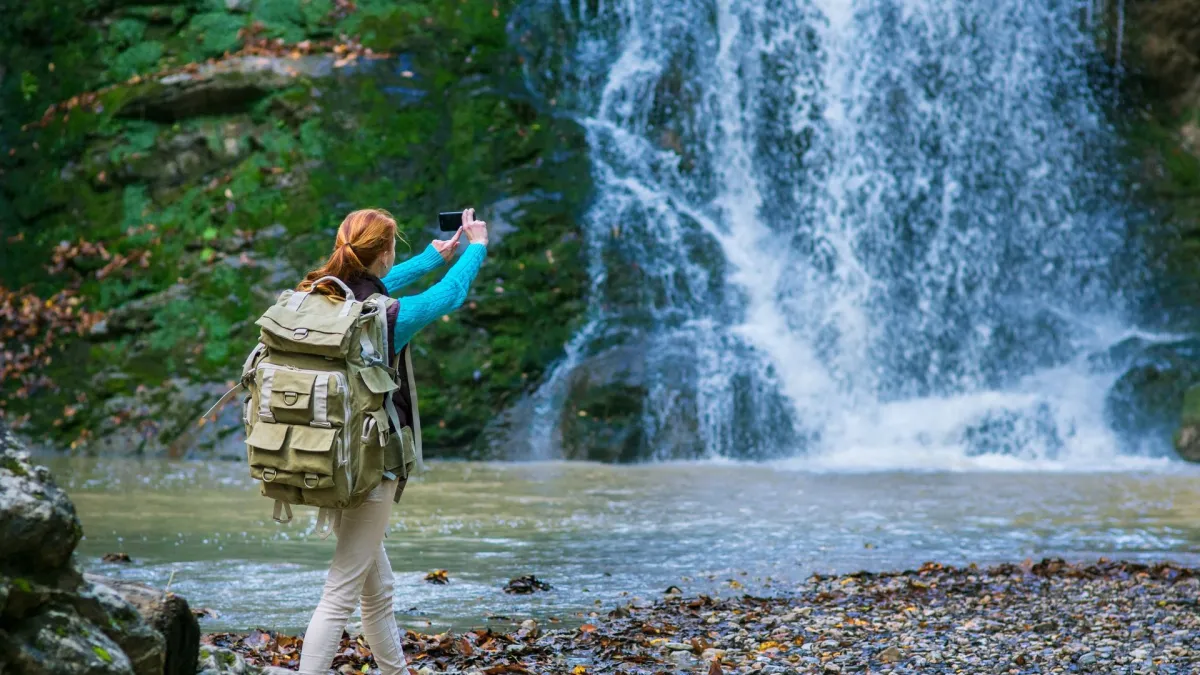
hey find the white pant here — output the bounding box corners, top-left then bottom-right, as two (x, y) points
(299, 479), (407, 674)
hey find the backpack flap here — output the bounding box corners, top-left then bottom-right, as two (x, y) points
(359, 366), (398, 395)
(257, 294), (362, 358)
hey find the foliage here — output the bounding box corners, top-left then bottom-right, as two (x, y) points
(0, 0), (590, 456)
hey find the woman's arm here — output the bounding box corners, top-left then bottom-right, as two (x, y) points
(380, 244), (446, 294)
(391, 243), (488, 349)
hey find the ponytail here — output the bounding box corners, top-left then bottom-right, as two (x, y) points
(299, 209), (398, 300)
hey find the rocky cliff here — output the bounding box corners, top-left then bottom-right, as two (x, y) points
(1102, 0), (1200, 459)
(0, 0), (590, 458)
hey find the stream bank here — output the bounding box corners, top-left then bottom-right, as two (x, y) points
(203, 559), (1200, 674)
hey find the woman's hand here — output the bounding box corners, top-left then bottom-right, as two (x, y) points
(461, 207), (488, 246)
(432, 227), (463, 263)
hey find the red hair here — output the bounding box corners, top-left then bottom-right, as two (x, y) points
(299, 209), (398, 300)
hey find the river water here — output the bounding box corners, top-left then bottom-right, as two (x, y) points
(57, 458), (1200, 633)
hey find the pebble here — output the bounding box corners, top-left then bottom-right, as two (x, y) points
(210, 558), (1200, 674)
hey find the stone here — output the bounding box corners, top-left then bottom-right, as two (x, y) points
(518, 619), (539, 639)
(84, 576), (200, 675)
(0, 433), (82, 573)
(668, 650), (695, 666)
(197, 645), (246, 675)
(73, 580), (165, 675)
(1174, 384), (1200, 462)
(878, 646), (902, 663)
(1079, 652), (1097, 666)
(4, 609), (134, 675)
(665, 642), (694, 651)
(0, 423), (200, 675)
(1104, 338), (1200, 453)
(117, 56), (336, 122)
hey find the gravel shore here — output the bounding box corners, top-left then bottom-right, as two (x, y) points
(204, 558), (1200, 674)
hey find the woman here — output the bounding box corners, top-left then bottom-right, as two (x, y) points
(295, 207), (488, 674)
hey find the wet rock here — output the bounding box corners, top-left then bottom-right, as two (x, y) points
(85, 575), (200, 675)
(0, 433), (82, 573)
(102, 553), (134, 564)
(1174, 384), (1200, 462)
(197, 645), (247, 675)
(503, 575), (552, 594)
(4, 609), (134, 675)
(73, 580), (164, 675)
(877, 645), (902, 663)
(1105, 338), (1200, 454)
(0, 423), (197, 675)
(557, 344), (650, 463)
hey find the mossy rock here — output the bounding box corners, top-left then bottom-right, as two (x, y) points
(1104, 339), (1200, 454)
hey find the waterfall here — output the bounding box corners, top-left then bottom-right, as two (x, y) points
(512, 0), (1147, 467)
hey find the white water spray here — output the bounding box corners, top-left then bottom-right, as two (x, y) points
(514, 0), (1148, 468)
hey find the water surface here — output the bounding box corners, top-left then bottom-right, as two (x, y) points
(55, 458), (1200, 633)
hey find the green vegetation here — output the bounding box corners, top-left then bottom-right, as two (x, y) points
(0, 0), (591, 456)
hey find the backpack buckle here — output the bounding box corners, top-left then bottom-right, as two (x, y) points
(293, 328), (309, 340)
(303, 474), (319, 489)
(262, 467), (277, 482)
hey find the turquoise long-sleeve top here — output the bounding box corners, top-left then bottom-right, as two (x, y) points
(380, 242), (487, 349)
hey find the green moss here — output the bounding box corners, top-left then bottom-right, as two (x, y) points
(92, 645), (113, 663)
(12, 578), (32, 593)
(1181, 385), (1200, 426)
(1, 456), (28, 476)
(1, 0), (592, 456)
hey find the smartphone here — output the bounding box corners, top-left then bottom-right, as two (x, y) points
(438, 211), (463, 232)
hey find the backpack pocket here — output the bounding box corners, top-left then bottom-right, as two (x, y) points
(269, 370), (316, 424)
(256, 365), (348, 427)
(246, 421), (338, 490)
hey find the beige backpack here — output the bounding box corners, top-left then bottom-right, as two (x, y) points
(205, 276), (417, 524)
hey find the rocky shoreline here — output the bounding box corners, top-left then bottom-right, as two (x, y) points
(199, 558), (1199, 675)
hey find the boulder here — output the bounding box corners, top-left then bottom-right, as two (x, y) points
(1103, 338), (1200, 455)
(117, 55), (334, 122)
(0, 422), (199, 675)
(557, 343), (650, 463)
(83, 576), (200, 675)
(1174, 385), (1200, 462)
(0, 427), (82, 573)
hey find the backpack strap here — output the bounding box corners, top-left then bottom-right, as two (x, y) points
(312, 373), (332, 429)
(288, 276), (357, 311)
(201, 383), (243, 421)
(272, 500), (293, 523)
(400, 345), (424, 474)
(315, 507), (338, 539)
(257, 368), (278, 423)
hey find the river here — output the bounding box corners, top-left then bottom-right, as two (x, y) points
(56, 457), (1200, 633)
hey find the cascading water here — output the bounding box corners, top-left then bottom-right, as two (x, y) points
(512, 0), (1156, 467)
